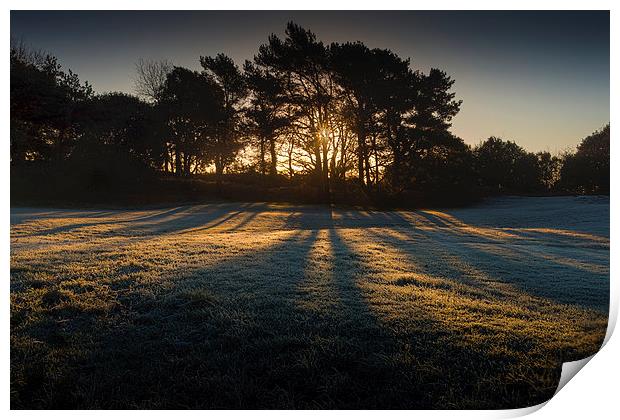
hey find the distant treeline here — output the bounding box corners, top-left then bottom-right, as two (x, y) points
(10, 23), (610, 207)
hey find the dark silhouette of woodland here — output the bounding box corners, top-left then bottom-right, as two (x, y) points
(10, 23), (610, 207)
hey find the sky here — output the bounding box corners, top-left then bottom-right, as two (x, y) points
(11, 10), (610, 153)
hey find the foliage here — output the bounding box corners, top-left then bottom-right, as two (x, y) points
(559, 125), (610, 194)
(10, 45), (92, 163)
(10, 30), (609, 207)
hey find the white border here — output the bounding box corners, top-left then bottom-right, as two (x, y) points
(3, 2), (616, 419)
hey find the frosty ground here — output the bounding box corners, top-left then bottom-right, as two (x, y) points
(10, 196), (609, 408)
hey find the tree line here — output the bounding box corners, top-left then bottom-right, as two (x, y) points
(10, 23), (610, 206)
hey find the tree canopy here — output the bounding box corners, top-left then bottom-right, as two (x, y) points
(10, 24), (610, 206)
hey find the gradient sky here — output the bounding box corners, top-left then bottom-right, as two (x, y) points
(11, 10), (609, 152)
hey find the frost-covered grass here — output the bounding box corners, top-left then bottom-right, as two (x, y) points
(10, 196), (609, 408)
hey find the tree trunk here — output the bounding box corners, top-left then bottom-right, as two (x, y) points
(288, 145), (294, 179)
(184, 153), (191, 176)
(215, 156), (223, 194)
(364, 145), (371, 187)
(314, 141), (323, 187)
(329, 149), (337, 184)
(322, 140), (329, 199)
(259, 136), (266, 175)
(372, 135), (379, 185)
(163, 146), (169, 173)
(387, 128), (401, 188)
(175, 146), (182, 176)
(340, 131), (347, 181)
(269, 136), (278, 176)
(392, 147), (401, 188)
(357, 130), (365, 186)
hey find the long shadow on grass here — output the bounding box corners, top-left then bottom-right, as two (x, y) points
(17, 203), (273, 240)
(418, 210), (609, 269)
(29, 206), (192, 236)
(11, 228), (313, 408)
(13, 206), (601, 409)
(10, 204), (267, 271)
(366, 225), (606, 358)
(12, 208), (529, 409)
(324, 222), (567, 409)
(387, 211), (609, 312)
(14, 225), (401, 408)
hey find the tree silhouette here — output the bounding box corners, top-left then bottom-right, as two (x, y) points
(134, 58), (173, 103)
(79, 92), (167, 170)
(10, 28), (610, 206)
(330, 41), (381, 186)
(255, 22), (335, 198)
(159, 67), (223, 177)
(243, 60), (290, 176)
(536, 151), (562, 191)
(475, 137), (542, 193)
(559, 124), (610, 194)
(200, 54), (247, 190)
(11, 45), (92, 163)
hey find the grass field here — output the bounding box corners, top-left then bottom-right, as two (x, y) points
(10, 196), (609, 409)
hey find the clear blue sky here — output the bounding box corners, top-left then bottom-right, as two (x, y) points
(11, 10), (609, 153)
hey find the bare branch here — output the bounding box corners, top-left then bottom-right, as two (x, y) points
(133, 58), (173, 102)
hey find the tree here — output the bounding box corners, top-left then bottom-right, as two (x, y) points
(255, 22), (335, 198)
(410, 69), (462, 134)
(78, 92), (167, 170)
(372, 52), (418, 189)
(16, 23), (605, 207)
(134, 58), (173, 103)
(10, 44), (92, 164)
(391, 131), (474, 198)
(330, 42), (379, 186)
(535, 151), (562, 191)
(244, 60), (290, 176)
(559, 124), (610, 194)
(159, 67), (223, 177)
(475, 137), (540, 193)
(200, 54), (247, 190)
(390, 69), (462, 191)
